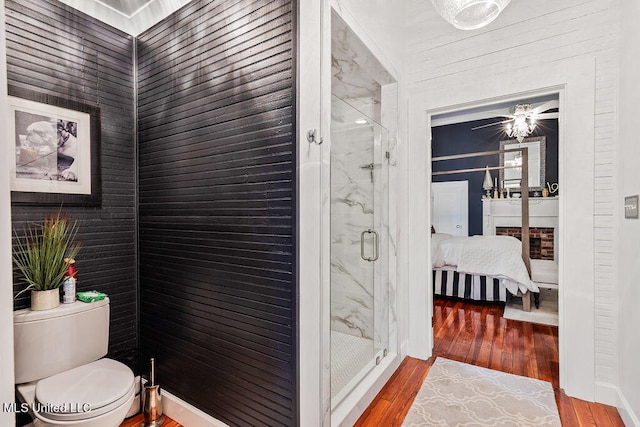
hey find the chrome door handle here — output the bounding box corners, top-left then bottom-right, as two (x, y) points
(360, 229), (379, 262)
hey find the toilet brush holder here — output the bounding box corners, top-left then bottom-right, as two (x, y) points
(141, 358), (164, 427)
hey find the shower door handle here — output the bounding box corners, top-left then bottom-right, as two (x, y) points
(360, 229), (379, 262)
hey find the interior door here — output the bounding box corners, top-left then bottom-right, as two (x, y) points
(431, 181), (468, 236)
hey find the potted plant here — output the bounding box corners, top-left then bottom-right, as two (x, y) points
(13, 213), (80, 311)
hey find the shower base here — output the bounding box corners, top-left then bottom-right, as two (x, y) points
(331, 330), (376, 404)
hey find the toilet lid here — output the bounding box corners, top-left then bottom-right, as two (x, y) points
(34, 358), (134, 421)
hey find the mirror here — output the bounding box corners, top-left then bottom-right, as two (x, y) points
(499, 136), (546, 191)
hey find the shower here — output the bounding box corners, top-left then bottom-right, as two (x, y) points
(329, 95), (390, 408)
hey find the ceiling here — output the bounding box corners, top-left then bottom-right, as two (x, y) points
(97, 0), (155, 17)
(431, 93), (560, 127)
(59, 0), (193, 35)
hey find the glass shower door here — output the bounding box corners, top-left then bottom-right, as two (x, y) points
(330, 95), (389, 408)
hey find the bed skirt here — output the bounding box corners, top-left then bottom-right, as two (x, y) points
(433, 268), (507, 302)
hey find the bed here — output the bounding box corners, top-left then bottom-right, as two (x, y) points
(431, 233), (539, 310)
(431, 147), (539, 311)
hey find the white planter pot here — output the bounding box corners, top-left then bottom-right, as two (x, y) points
(31, 288), (60, 311)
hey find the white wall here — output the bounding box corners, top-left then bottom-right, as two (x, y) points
(405, 0), (619, 404)
(297, 0), (326, 423)
(0, 1), (16, 425)
(617, 1), (640, 424)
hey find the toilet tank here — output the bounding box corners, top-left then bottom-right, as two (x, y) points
(14, 298), (110, 384)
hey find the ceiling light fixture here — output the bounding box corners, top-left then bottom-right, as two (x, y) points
(505, 104), (537, 142)
(430, 0), (511, 30)
(355, 119), (368, 124)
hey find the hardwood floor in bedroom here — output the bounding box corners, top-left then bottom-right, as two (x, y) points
(355, 296), (625, 427)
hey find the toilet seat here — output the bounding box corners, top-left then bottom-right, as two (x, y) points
(33, 358), (134, 422)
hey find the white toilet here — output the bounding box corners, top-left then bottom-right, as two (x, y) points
(14, 298), (135, 427)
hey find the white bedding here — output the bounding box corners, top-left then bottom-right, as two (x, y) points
(431, 233), (538, 295)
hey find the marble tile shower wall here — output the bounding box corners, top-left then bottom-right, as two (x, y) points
(331, 124), (376, 339)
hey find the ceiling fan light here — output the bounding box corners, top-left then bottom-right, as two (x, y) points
(430, 0), (511, 30)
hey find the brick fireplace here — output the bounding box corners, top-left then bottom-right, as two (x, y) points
(482, 198), (559, 262)
(496, 227), (554, 260)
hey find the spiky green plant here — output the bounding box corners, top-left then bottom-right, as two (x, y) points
(13, 213), (80, 297)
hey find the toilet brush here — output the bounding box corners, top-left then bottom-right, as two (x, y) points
(141, 358), (164, 427)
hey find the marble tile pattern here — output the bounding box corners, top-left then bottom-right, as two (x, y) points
(330, 97), (389, 344)
(331, 121), (376, 340)
(332, 11), (389, 124)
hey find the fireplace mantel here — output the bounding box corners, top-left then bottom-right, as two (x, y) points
(483, 197), (559, 266)
(482, 197), (559, 232)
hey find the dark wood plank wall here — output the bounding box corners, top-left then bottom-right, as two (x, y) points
(6, 0), (138, 360)
(136, 0), (297, 425)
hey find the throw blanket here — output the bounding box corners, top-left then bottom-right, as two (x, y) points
(432, 234), (538, 295)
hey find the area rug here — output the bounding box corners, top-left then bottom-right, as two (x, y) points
(504, 287), (558, 326)
(402, 358), (561, 426)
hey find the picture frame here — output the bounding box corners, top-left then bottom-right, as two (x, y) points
(8, 86), (101, 206)
(499, 136), (546, 192)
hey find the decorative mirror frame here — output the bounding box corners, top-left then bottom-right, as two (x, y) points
(499, 136), (546, 192)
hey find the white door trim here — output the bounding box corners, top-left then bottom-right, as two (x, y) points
(407, 55), (596, 401)
(431, 181), (469, 236)
(0, 2), (17, 425)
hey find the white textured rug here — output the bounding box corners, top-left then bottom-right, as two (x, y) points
(504, 287), (558, 326)
(403, 358), (561, 427)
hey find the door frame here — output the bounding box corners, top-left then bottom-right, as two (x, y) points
(0, 4), (16, 426)
(431, 180), (469, 236)
(406, 55), (597, 401)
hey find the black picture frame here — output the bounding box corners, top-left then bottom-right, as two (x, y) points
(8, 86), (101, 206)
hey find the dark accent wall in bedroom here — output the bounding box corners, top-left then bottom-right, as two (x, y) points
(136, 0), (297, 425)
(432, 118), (558, 236)
(6, 0), (137, 360)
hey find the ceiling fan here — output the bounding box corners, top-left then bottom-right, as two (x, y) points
(471, 100), (559, 142)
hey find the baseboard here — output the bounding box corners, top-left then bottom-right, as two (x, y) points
(617, 386), (640, 427)
(400, 339), (409, 357)
(138, 378), (228, 427)
(161, 389), (230, 427)
(595, 381), (640, 426)
(595, 381), (619, 407)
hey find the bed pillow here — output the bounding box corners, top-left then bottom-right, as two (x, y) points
(431, 233), (453, 267)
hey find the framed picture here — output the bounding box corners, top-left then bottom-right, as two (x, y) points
(499, 136), (546, 192)
(8, 86), (101, 205)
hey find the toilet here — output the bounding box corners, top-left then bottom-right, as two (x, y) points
(14, 298), (135, 427)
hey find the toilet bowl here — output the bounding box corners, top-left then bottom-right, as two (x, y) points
(16, 359), (134, 427)
(14, 299), (136, 427)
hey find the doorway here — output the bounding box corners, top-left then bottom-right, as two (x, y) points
(426, 91), (564, 385)
(406, 55), (598, 402)
(431, 181), (469, 236)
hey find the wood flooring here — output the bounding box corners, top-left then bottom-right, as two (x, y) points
(355, 296), (625, 427)
(121, 297), (623, 427)
(120, 414), (181, 427)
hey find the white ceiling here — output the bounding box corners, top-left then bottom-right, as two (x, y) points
(97, 0), (155, 17)
(431, 93), (559, 127)
(58, 0), (193, 35)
